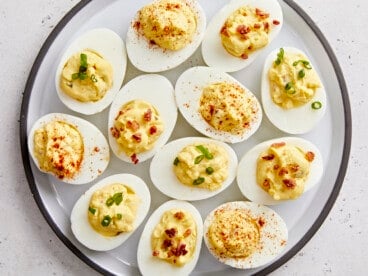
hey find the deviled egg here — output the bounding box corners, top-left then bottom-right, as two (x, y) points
(27, 113), (109, 185)
(203, 201), (288, 269)
(108, 74), (177, 164)
(70, 173), (151, 251)
(55, 28), (127, 115)
(150, 137), (238, 201)
(237, 137), (323, 205)
(202, 0), (283, 72)
(261, 47), (327, 134)
(175, 66), (262, 143)
(126, 0), (206, 72)
(137, 200), (203, 276)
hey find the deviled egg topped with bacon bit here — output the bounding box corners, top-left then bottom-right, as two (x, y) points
(202, 0), (283, 72)
(126, 0), (206, 72)
(55, 28), (127, 115)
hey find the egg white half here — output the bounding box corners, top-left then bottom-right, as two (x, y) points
(137, 200), (203, 276)
(175, 66), (262, 143)
(237, 136), (324, 205)
(108, 74), (177, 164)
(27, 113), (110, 185)
(261, 47), (327, 134)
(203, 201), (288, 269)
(55, 28), (127, 115)
(126, 0), (206, 72)
(150, 137), (238, 201)
(202, 0), (283, 72)
(70, 173), (151, 251)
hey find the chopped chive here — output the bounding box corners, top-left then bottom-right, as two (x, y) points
(80, 53), (88, 68)
(193, 177), (205, 185)
(106, 197), (114, 207)
(91, 74), (98, 82)
(298, 69), (305, 79)
(194, 155), (204, 164)
(88, 206), (96, 215)
(284, 82), (296, 94)
(101, 215), (112, 227)
(116, 213), (122, 220)
(311, 101), (322, 109)
(274, 48), (284, 65)
(196, 145), (213, 159)
(206, 167), (214, 175)
(173, 157), (179, 166)
(113, 192), (123, 206)
(293, 59), (312, 69)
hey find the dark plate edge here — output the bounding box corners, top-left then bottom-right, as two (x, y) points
(18, 0), (352, 276)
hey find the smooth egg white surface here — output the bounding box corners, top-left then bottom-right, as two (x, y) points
(203, 201), (288, 269)
(55, 28), (127, 115)
(137, 200), (203, 276)
(201, 0), (283, 72)
(70, 173), (151, 251)
(175, 66), (262, 143)
(150, 137), (238, 201)
(27, 113), (110, 185)
(108, 74), (177, 164)
(261, 47), (327, 134)
(126, 0), (206, 72)
(237, 137), (324, 205)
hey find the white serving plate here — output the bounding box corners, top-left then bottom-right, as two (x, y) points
(20, 0), (351, 275)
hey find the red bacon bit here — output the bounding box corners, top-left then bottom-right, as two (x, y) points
(131, 153), (139, 164)
(254, 23), (261, 29)
(220, 25), (229, 37)
(258, 218), (265, 227)
(290, 164), (299, 172)
(132, 133), (142, 142)
(271, 142), (285, 148)
(165, 228), (177, 238)
(53, 143), (60, 149)
(241, 53), (248, 59)
(127, 120), (140, 131)
(149, 126), (157, 135)
(283, 179), (296, 189)
(133, 21), (141, 30)
(305, 151), (315, 162)
(209, 104), (215, 116)
(262, 154), (275, 161)
(171, 244), (188, 257)
(263, 21), (270, 31)
(183, 229), (192, 238)
(110, 127), (120, 138)
(273, 19), (280, 25)
(236, 24), (250, 35)
(143, 109), (152, 121)
(263, 178), (270, 189)
(93, 147), (100, 153)
(174, 211), (185, 220)
(115, 110), (123, 121)
(162, 239), (173, 249)
(256, 8), (269, 18)
(278, 167), (289, 176)
(152, 250), (159, 256)
(273, 164), (280, 170)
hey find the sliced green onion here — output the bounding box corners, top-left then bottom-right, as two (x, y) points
(116, 213), (122, 220)
(293, 59), (312, 69)
(193, 177), (205, 185)
(274, 48), (284, 65)
(173, 157), (179, 166)
(79, 72), (87, 80)
(194, 155), (204, 164)
(206, 167), (214, 175)
(106, 197), (114, 207)
(91, 74), (98, 82)
(101, 215), (112, 227)
(113, 192), (123, 205)
(72, 73), (79, 80)
(298, 69), (305, 79)
(196, 145), (213, 159)
(88, 207), (96, 215)
(311, 101), (322, 109)
(80, 53), (88, 68)
(284, 82), (296, 94)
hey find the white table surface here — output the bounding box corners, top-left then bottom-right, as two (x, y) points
(0, 0), (366, 275)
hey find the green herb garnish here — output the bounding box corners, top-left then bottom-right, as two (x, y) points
(88, 207), (96, 215)
(193, 177), (205, 185)
(173, 157), (179, 166)
(90, 74), (98, 82)
(274, 48), (284, 65)
(298, 69), (305, 79)
(196, 145), (213, 159)
(101, 215), (112, 227)
(106, 192), (123, 207)
(284, 82), (296, 94)
(293, 59), (312, 69)
(116, 213), (122, 220)
(206, 167), (214, 175)
(194, 155), (204, 164)
(311, 101), (322, 109)
(71, 53), (92, 81)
